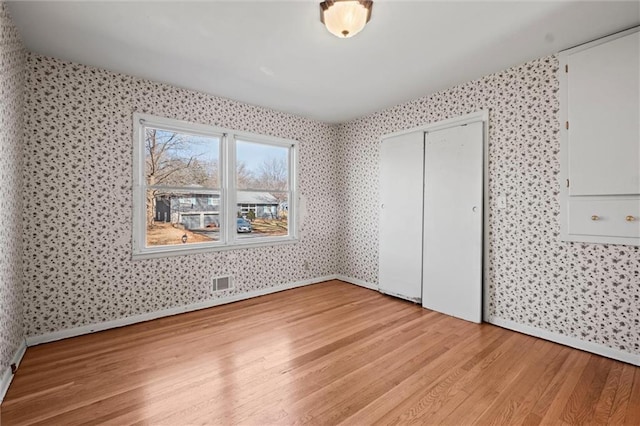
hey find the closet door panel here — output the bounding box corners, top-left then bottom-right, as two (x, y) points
(378, 131), (424, 302)
(422, 122), (483, 323)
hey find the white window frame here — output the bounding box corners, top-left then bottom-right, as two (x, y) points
(132, 113), (298, 259)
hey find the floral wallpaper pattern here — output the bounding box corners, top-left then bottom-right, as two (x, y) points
(18, 49), (639, 358)
(22, 54), (340, 337)
(335, 56), (639, 355)
(0, 2), (25, 372)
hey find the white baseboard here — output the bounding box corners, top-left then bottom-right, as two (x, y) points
(26, 275), (336, 346)
(334, 275), (378, 291)
(335, 275), (424, 303)
(0, 339), (27, 402)
(378, 289), (421, 304)
(488, 317), (640, 366)
(335, 275), (422, 302)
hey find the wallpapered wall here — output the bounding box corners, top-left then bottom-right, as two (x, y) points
(335, 56), (639, 355)
(22, 54), (340, 337)
(0, 3), (25, 370)
(17, 47), (640, 357)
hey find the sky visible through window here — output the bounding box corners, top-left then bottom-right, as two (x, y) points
(154, 130), (287, 178)
(236, 139), (288, 176)
(155, 129), (219, 163)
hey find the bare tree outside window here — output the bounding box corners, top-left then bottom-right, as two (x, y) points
(145, 128), (220, 229)
(236, 161), (255, 189)
(257, 157), (288, 190)
(256, 157), (288, 213)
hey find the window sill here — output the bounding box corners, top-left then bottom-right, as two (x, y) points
(132, 236), (299, 260)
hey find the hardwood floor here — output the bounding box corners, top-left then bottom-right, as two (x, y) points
(2, 280), (639, 425)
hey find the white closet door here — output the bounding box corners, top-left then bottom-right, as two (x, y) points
(379, 131), (424, 302)
(423, 122), (483, 323)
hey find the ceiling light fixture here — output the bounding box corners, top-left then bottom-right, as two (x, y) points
(320, 0), (373, 39)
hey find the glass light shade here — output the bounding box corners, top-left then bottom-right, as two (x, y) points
(320, 1), (372, 38)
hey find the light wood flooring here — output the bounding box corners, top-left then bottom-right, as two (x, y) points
(2, 280), (639, 425)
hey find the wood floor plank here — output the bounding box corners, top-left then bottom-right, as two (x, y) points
(507, 344), (571, 425)
(339, 324), (506, 425)
(538, 351), (593, 425)
(386, 329), (520, 424)
(624, 367), (640, 425)
(288, 325), (452, 424)
(1, 280), (639, 426)
(470, 340), (567, 425)
(609, 363), (636, 425)
(560, 355), (613, 424)
(592, 360), (625, 424)
(429, 334), (543, 424)
(528, 348), (582, 421)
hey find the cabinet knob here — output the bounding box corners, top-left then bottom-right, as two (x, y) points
(591, 215), (600, 221)
(626, 215), (636, 222)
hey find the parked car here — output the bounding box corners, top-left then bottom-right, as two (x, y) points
(237, 218), (252, 233)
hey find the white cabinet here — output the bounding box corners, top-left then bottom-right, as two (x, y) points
(560, 27), (640, 245)
(568, 198), (640, 239)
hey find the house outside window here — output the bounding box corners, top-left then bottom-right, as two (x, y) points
(133, 113), (298, 259)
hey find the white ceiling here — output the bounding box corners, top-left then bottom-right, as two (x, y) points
(7, 1), (640, 123)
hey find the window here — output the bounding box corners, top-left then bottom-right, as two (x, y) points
(133, 113), (298, 258)
(236, 139), (290, 240)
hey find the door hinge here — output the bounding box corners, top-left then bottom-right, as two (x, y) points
(566, 179), (570, 188)
(565, 64), (568, 73)
(565, 121), (569, 130)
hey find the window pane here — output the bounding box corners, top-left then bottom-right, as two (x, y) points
(236, 140), (289, 191)
(236, 191), (288, 239)
(146, 190), (221, 246)
(145, 128), (220, 188)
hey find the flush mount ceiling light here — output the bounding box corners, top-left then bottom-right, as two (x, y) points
(320, 0), (373, 38)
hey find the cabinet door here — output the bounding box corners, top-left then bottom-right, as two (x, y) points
(567, 31), (639, 196)
(378, 131), (424, 302)
(568, 198), (640, 239)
